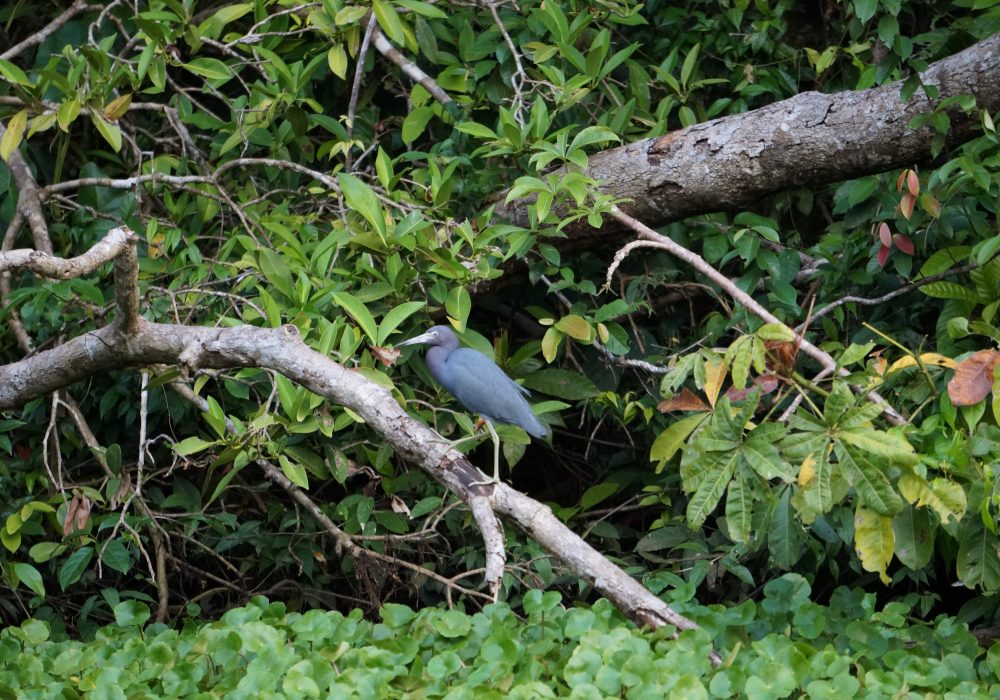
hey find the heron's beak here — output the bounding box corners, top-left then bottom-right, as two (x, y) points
(396, 331), (436, 347)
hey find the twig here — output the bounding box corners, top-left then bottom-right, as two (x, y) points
(372, 27), (453, 106)
(607, 205), (907, 425)
(0, 0), (90, 61)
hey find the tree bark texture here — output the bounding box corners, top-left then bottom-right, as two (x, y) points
(496, 33), (1000, 237)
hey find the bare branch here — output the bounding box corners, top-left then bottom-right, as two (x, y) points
(372, 28), (453, 106)
(0, 0), (91, 61)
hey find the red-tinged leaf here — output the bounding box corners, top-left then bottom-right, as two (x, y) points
(726, 374), (780, 401)
(899, 192), (915, 220)
(878, 222), (892, 247)
(765, 340), (797, 374)
(877, 244), (891, 267)
(906, 169), (919, 197)
(657, 387), (711, 413)
(948, 349), (1000, 406)
(896, 169), (907, 192)
(893, 234), (914, 255)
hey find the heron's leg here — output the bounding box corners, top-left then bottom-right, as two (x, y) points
(468, 420), (502, 486)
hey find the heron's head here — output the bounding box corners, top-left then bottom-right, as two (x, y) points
(397, 325), (457, 349)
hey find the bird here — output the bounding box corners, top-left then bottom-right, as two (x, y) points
(397, 325), (548, 483)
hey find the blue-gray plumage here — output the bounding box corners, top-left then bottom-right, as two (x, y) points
(398, 325), (547, 482)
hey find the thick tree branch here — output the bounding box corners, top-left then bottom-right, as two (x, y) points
(0, 229), (714, 660)
(497, 33), (1000, 236)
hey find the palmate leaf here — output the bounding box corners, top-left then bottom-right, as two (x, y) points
(686, 451), (738, 526)
(838, 426), (917, 463)
(742, 424), (794, 482)
(835, 443), (903, 516)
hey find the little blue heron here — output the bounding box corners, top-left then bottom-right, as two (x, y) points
(397, 325), (548, 483)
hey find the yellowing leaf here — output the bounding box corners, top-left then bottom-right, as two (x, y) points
(103, 93), (132, 121)
(702, 356), (727, 408)
(886, 352), (957, 374)
(898, 473), (967, 524)
(854, 506), (894, 585)
(327, 44), (348, 79)
(541, 327), (562, 363)
(0, 110), (27, 161)
(797, 453), (816, 487)
(554, 314), (594, 343)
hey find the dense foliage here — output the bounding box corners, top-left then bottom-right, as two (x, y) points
(3, 576), (1000, 698)
(1, 0), (1000, 675)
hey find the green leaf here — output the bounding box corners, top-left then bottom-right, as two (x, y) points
(173, 436), (217, 456)
(401, 105), (435, 144)
(327, 44), (348, 80)
(580, 482), (619, 509)
(114, 600), (151, 627)
(725, 471), (752, 544)
(258, 248), (295, 301)
(372, 0), (407, 45)
(897, 473), (966, 523)
(378, 301), (426, 345)
(332, 291), (379, 342)
(957, 516), (1000, 590)
(554, 314), (594, 343)
(89, 113), (122, 152)
(521, 369), (598, 400)
(854, 0), (878, 22)
(769, 488), (803, 568)
(892, 504), (934, 570)
(445, 286), (471, 330)
(100, 539), (131, 574)
(755, 323), (795, 342)
(338, 173), (387, 240)
(12, 562), (45, 598)
(0, 59), (31, 86)
(279, 454), (309, 489)
(184, 57), (233, 81)
(456, 121), (497, 139)
(836, 444), (903, 516)
(59, 546), (94, 590)
(650, 414), (706, 471)
(839, 341), (876, 368)
(686, 452), (737, 526)
(838, 427), (916, 463)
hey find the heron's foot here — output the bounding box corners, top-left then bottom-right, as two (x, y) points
(468, 474), (501, 488)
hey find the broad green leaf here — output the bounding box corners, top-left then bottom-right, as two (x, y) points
(378, 301), (426, 345)
(258, 248), (295, 301)
(401, 105), (434, 144)
(372, 0), (407, 46)
(114, 601), (151, 627)
(854, 0), (877, 22)
(332, 291), (379, 342)
(0, 59), (31, 86)
(185, 57), (233, 81)
(726, 335), (754, 390)
(173, 436), (217, 456)
(957, 516), (1000, 590)
(12, 562), (44, 598)
(919, 281), (981, 302)
(395, 0), (447, 18)
(743, 431), (794, 482)
(839, 341), (876, 367)
(0, 110), (27, 161)
(198, 3), (254, 40)
(59, 546), (94, 590)
(823, 382), (854, 425)
(541, 327), (562, 363)
(755, 323), (795, 342)
(90, 113), (122, 151)
(279, 454), (309, 489)
(100, 539), (131, 574)
(445, 286), (471, 330)
(650, 414), (706, 472)
(854, 506), (894, 584)
(521, 369), (598, 400)
(456, 121), (497, 139)
(338, 173), (387, 240)
(893, 504), (934, 570)
(580, 482), (618, 510)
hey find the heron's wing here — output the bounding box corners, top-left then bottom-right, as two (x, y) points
(442, 349), (546, 436)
